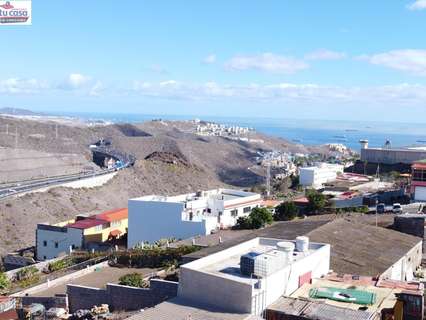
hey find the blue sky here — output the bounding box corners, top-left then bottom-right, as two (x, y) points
(1, 0), (426, 121)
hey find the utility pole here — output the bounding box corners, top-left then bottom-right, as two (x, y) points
(266, 162), (271, 198)
(15, 126), (18, 149)
(55, 123), (58, 139)
(6, 123), (8, 135)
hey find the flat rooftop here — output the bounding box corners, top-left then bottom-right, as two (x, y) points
(183, 237), (325, 285)
(131, 188), (258, 204)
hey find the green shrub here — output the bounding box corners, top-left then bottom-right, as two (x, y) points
(48, 257), (74, 272)
(235, 207), (274, 229)
(0, 272), (9, 290)
(306, 189), (327, 214)
(16, 266), (38, 281)
(250, 207), (274, 229)
(119, 273), (149, 288)
(112, 245), (199, 268)
(274, 202), (299, 221)
(16, 266), (40, 288)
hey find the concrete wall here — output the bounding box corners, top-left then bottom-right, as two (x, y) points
(67, 279), (178, 312)
(179, 268), (253, 314)
(21, 295), (68, 310)
(361, 148), (426, 165)
(36, 224), (83, 260)
(330, 196), (364, 209)
(381, 241), (422, 281)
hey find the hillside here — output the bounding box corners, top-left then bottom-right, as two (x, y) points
(0, 116), (310, 255)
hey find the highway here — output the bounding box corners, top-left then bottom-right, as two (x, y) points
(0, 145), (136, 200)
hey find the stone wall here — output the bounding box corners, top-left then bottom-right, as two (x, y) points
(20, 295), (68, 310)
(67, 279), (178, 312)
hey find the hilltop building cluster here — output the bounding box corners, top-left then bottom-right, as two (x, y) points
(196, 122), (253, 136)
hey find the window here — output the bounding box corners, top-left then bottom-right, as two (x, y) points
(95, 225), (103, 231)
(231, 209), (238, 217)
(207, 208), (212, 213)
(243, 206), (251, 213)
(54, 242), (58, 248)
(43, 256), (46, 260)
(111, 220), (121, 227)
(43, 240), (47, 247)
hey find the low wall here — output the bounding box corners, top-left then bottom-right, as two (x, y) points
(12, 261), (109, 297)
(5, 256), (64, 281)
(20, 295), (68, 310)
(67, 279), (178, 312)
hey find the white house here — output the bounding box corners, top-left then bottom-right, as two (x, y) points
(299, 163), (344, 189)
(178, 237), (330, 315)
(36, 224), (84, 260)
(128, 189), (262, 247)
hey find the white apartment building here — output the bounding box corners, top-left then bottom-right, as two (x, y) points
(178, 237), (330, 315)
(128, 189), (262, 247)
(299, 163), (344, 189)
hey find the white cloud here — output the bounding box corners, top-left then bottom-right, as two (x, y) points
(407, 0), (426, 10)
(131, 80), (426, 106)
(203, 54), (217, 64)
(224, 53), (309, 74)
(89, 81), (104, 97)
(305, 49), (346, 61)
(0, 78), (48, 94)
(359, 49), (426, 75)
(58, 73), (92, 90)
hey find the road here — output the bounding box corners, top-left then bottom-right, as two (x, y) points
(0, 145), (136, 200)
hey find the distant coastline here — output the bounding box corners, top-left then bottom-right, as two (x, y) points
(3, 109), (426, 151)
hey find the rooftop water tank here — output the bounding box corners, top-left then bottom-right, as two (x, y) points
(276, 241), (295, 265)
(295, 236), (309, 252)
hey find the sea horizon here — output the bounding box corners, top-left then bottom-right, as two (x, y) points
(42, 110), (426, 151)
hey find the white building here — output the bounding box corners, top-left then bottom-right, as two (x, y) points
(36, 224), (84, 260)
(299, 163), (344, 189)
(178, 237), (330, 315)
(128, 189), (262, 247)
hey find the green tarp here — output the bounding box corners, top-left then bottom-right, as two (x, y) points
(309, 287), (377, 305)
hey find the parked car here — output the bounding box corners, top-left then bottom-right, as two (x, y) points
(392, 203), (402, 214)
(376, 203), (385, 214)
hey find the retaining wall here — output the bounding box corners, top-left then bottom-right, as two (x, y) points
(67, 279), (178, 312)
(20, 295), (68, 310)
(11, 261), (109, 297)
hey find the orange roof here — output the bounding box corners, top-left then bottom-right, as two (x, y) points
(261, 199), (282, 207)
(109, 229), (122, 237)
(96, 208), (128, 222)
(293, 197), (309, 204)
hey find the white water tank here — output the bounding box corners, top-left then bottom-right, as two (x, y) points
(276, 241), (295, 264)
(296, 236), (309, 252)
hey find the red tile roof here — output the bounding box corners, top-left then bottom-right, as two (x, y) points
(67, 218), (106, 229)
(0, 310), (18, 320)
(412, 162), (426, 170)
(95, 208), (128, 222)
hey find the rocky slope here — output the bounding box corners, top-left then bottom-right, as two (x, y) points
(0, 116), (310, 255)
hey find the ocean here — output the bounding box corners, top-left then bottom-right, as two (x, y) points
(55, 111), (426, 151)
